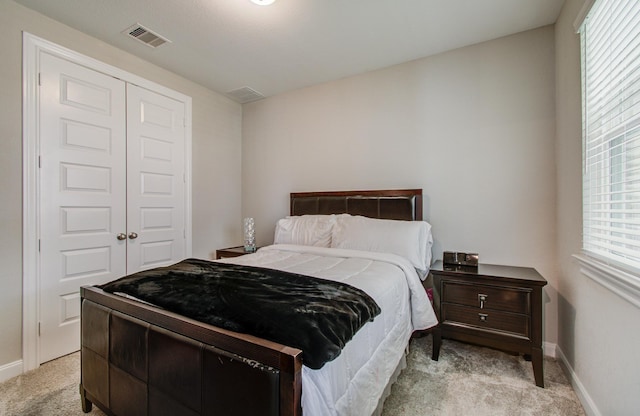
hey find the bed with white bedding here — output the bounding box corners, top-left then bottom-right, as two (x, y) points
(79, 189), (437, 416)
(219, 244), (437, 415)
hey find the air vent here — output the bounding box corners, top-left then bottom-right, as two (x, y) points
(226, 87), (265, 104)
(123, 23), (170, 48)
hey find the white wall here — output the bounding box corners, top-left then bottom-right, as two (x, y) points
(0, 0), (242, 375)
(555, 0), (640, 414)
(242, 26), (559, 345)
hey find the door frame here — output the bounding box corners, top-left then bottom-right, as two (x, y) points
(22, 33), (193, 371)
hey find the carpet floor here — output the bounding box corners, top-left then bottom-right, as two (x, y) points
(1, 335), (584, 415)
(382, 336), (585, 416)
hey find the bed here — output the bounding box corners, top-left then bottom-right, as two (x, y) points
(79, 189), (437, 415)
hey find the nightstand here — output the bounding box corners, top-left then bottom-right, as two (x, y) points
(430, 260), (547, 387)
(215, 245), (258, 260)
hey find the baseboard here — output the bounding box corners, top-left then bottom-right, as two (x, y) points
(555, 345), (601, 416)
(0, 359), (23, 383)
(543, 341), (557, 358)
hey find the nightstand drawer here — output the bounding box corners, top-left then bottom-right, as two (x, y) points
(441, 303), (530, 338)
(442, 281), (530, 314)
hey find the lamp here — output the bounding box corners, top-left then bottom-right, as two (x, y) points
(243, 217), (256, 253)
(251, 0), (276, 5)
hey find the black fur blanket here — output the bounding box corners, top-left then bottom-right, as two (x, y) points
(100, 258), (381, 369)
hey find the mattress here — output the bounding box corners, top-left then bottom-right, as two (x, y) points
(218, 244), (437, 416)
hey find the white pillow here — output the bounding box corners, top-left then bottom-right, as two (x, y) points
(273, 215), (337, 247)
(331, 215), (433, 271)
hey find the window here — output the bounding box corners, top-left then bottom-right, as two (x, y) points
(580, 0), (640, 276)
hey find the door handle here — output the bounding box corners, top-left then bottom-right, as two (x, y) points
(117, 233), (127, 241)
(128, 232), (138, 239)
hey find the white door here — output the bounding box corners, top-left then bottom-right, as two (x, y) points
(39, 53), (127, 363)
(126, 84), (186, 271)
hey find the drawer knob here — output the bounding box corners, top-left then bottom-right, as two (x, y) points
(478, 293), (488, 309)
(478, 313), (488, 322)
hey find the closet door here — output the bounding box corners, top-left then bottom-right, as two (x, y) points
(126, 84), (186, 272)
(39, 52), (127, 363)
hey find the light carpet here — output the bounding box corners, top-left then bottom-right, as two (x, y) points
(383, 336), (584, 416)
(1, 335), (584, 415)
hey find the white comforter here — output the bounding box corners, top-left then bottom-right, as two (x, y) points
(218, 244), (438, 416)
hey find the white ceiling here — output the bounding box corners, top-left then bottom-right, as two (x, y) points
(14, 0), (566, 102)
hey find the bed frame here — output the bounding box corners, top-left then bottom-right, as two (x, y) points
(80, 189), (422, 416)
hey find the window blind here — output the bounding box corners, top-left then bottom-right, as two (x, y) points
(581, 0), (640, 273)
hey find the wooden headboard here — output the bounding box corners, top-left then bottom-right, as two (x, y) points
(290, 189), (422, 221)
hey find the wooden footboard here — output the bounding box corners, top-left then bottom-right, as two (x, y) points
(80, 285), (302, 416)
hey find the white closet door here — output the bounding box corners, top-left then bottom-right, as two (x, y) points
(39, 52), (127, 363)
(126, 84), (186, 272)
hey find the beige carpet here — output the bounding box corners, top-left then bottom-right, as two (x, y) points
(1, 335), (584, 415)
(383, 336), (585, 416)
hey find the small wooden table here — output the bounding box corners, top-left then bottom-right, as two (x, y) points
(430, 260), (547, 387)
(215, 245), (258, 260)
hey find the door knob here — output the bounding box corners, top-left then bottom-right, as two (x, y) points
(128, 232), (138, 239)
(117, 233), (127, 241)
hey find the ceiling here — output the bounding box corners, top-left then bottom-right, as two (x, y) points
(14, 0), (565, 102)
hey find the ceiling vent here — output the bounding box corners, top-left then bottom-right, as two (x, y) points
(226, 87), (265, 104)
(123, 23), (170, 48)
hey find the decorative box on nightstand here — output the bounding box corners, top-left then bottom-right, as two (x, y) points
(215, 245), (259, 260)
(430, 260), (547, 387)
